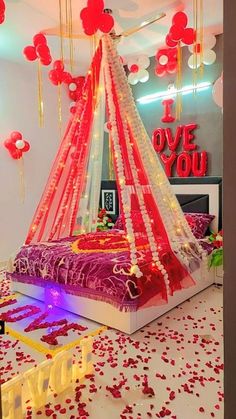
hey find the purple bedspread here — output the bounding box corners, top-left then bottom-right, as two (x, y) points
(10, 232), (169, 311)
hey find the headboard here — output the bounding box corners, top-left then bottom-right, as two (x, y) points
(100, 177), (222, 233)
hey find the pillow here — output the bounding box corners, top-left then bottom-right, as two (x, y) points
(184, 212), (215, 239)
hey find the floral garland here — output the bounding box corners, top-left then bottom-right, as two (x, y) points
(103, 35), (207, 278)
(97, 208), (114, 231)
(0, 305), (41, 322)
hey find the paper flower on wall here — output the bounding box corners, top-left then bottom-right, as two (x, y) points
(212, 72), (223, 109)
(127, 55), (150, 85)
(80, 0), (114, 36)
(187, 34), (217, 69)
(155, 48), (177, 77)
(166, 11), (195, 47)
(0, 0), (5, 24)
(4, 132), (30, 160)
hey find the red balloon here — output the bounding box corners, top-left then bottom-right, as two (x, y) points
(33, 33), (47, 47)
(166, 34), (178, 48)
(69, 90), (78, 101)
(182, 28), (195, 45)
(49, 70), (60, 86)
(192, 151), (207, 176)
(172, 12), (188, 28)
(169, 24), (184, 41)
(167, 61), (177, 74)
(53, 60), (64, 71)
(22, 141), (30, 153)
(176, 152), (192, 177)
(40, 55), (52, 66)
(0, 0), (5, 12)
(88, 0), (104, 12)
(130, 64), (139, 73)
(62, 72), (73, 84)
(36, 44), (50, 59)
(0, 12), (5, 24)
(155, 65), (166, 78)
(4, 138), (14, 150)
(23, 46), (37, 61)
(11, 131), (22, 142)
(99, 13), (114, 33)
(10, 149), (23, 160)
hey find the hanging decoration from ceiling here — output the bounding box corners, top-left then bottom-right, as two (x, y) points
(67, 76), (86, 114)
(58, 0), (74, 71)
(49, 60), (72, 128)
(23, 34), (52, 127)
(191, 0), (204, 86)
(127, 55), (150, 85)
(3, 132), (30, 202)
(155, 48), (178, 77)
(188, 33), (217, 69)
(165, 11), (195, 120)
(212, 73), (223, 109)
(80, 0), (115, 36)
(0, 0), (5, 24)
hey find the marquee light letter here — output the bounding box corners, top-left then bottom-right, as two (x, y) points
(50, 351), (73, 393)
(177, 152), (192, 177)
(183, 123), (198, 151)
(73, 336), (93, 380)
(160, 152), (177, 177)
(24, 360), (52, 408)
(2, 376), (24, 419)
(161, 99), (176, 123)
(192, 151), (208, 176)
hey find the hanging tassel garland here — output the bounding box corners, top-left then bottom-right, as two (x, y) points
(176, 42), (182, 121)
(59, 0), (64, 62)
(58, 83), (62, 133)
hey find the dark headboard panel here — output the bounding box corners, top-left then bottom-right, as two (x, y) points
(100, 177), (222, 231)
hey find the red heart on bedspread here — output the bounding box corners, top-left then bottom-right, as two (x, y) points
(126, 280), (142, 300)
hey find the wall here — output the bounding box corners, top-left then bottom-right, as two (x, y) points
(131, 34), (223, 177)
(0, 60), (70, 261)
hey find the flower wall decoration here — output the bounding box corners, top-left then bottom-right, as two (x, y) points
(80, 0), (114, 36)
(155, 48), (178, 78)
(127, 55), (150, 85)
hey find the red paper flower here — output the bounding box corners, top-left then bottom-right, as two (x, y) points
(155, 48), (177, 78)
(80, 0), (114, 36)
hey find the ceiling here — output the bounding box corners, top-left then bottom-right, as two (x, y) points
(0, 0), (223, 74)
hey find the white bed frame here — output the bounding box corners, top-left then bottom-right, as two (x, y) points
(12, 179), (221, 334)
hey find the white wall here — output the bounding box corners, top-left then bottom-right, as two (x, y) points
(0, 60), (70, 261)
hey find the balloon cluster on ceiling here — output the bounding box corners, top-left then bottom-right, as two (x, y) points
(4, 132), (30, 160)
(127, 55), (150, 85)
(80, 0), (114, 36)
(166, 12), (195, 47)
(0, 0), (5, 24)
(49, 60), (72, 85)
(23, 34), (52, 66)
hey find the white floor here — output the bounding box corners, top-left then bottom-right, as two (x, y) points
(0, 273), (223, 419)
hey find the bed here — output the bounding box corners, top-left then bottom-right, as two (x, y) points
(8, 177), (222, 334)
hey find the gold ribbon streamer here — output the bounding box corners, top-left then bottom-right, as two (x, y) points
(18, 157), (25, 203)
(199, 0), (204, 77)
(176, 41), (182, 120)
(69, 0), (74, 72)
(59, 0), (64, 62)
(37, 60), (44, 127)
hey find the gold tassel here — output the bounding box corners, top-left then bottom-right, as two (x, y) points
(18, 157), (25, 203)
(199, 0), (204, 77)
(58, 83), (62, 132)
(37, 60), (44, 127)
(69, 0), (74, 72)
(176, 41), (182, 121)
(59, 0), (64, 62)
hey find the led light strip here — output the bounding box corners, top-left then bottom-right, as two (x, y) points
(136, 81), (212, 104)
